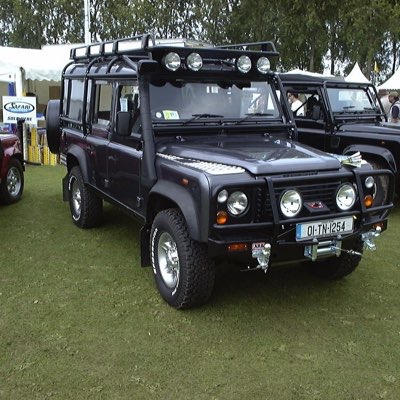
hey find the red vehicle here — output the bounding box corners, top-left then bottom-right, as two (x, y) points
(0, 133), (24, 204)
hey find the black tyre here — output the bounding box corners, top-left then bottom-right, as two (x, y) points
(150, 209), (215, 309)
(310, 239), (363, 280)
(365, 158), (390, 205)
(0, 158), (24, 204)
(68, 166), (103, 228)
(46, 99), (61, 154)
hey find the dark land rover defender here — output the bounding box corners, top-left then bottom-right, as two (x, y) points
(280, 73), (400, 194)
(46, 35), (394, 308)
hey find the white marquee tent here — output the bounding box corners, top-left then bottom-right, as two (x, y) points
(0, 44), (80, 100)
(377, 68), (400, 91)
(0, 44), (81, 120)
(345, 62), (370, 83)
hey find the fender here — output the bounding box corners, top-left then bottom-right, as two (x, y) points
(343, 144), (397, 173)
(66, 145), (90, 182)
(149, 180), (207, 242)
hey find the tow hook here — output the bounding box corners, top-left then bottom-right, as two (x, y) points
(361, 226), (382, 251)
(245, 243), (271, 273)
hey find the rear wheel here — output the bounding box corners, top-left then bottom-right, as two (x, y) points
(310, 239), (363, 280)
(0, 158), (24, 204)
(68, 166), (103, 228)
(150, 209), (215, 309)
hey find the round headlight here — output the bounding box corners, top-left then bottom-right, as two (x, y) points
(227, 191), (248, 215)
(256, 57), (270, 74)
(336, 183), (356, 210)
(217, 189), (228, 203)
(280, 189), (302, 218)
(164, 52), (181, 71)
(236, 55), (252, 73)
(365, 176), (375, 189)
(186, 52), (203, 71)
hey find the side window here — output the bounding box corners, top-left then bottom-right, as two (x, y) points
(294, 91), (324, 120)
(118, 82), (140, 134)
(66, 79), (84, 121)
(92, 81), (113, 126)
(62, 79), (69, 116)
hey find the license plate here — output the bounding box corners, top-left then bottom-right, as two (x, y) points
(296, 217), (353, 241)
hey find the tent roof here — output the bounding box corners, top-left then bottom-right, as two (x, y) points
(345, 62), (370, 83)
(377, 68), (400, 91)
(0, 44), (80, 82)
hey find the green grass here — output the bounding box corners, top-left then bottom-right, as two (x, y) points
(1, 165), (400, 400)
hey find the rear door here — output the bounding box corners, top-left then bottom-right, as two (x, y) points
(86, 80), (113, 192)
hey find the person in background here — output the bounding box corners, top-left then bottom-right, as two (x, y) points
(288, 92), (304, 116)
(379, 90), (391, 120)
(388, 91), (400, 123)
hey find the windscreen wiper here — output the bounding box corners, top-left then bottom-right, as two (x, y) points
(182, 113), (224, 125)
(234, 112), (275, 125)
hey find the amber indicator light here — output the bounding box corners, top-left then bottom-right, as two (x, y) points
(181, 178), (189, 186)
(364, 195), (373, 208)
(216, 211), (228, 224)
(228, 243), (248, 252)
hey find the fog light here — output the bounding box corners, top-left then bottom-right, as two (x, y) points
(236, 55), (252, 73)
(186, 52), (203, 71)
(256, 57), (270, 74)
(164, 52), (181, 71)
(217, 211), (228, 224)
(336, 183), (356, 210)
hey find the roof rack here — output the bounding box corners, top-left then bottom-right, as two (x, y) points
(216, 41), (279, 56)
(70, 33), (156, 61)
(70, 34), (280, 62)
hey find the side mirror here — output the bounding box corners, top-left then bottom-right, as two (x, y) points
(116, 111), (132, 136)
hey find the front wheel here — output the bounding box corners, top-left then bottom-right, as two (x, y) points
(68, 166), (103, 228)
(310, 239), (363, 280)
(150, 209), (215, 309)
(0, 158), (24, 204)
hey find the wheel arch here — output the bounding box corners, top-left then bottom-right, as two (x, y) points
(139, 181), (206, 268)
(66, 145), (90, 182)
(343, 144), (397, 174)
(147, 181), (203, 241)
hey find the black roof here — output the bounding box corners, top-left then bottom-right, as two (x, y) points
(279, 72), (344, 84)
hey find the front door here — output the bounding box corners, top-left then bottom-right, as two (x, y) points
(107, 81), (142, 211)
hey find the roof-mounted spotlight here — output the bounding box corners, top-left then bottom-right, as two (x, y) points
(186, 52), (203, 71)
(163, 52), (181, 71)
(257, 57), (271, 74)
(236, 55), (252, 73)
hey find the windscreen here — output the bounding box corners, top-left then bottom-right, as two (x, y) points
(327, 87), (378, 113)
(149, 80), (280, 122)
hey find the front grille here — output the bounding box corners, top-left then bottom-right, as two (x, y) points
(274, 181), (341, 211)
(256, 177), (352, 223)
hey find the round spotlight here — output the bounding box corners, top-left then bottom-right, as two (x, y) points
(365, 176), (375, 189)
(164, 52), (181, 71)
(217, 189), (228, 203)
(227, 191), (248, 215)
(186, 52), (203, 71)
(336, 183), (356, 210)
(256, 57), (271, 74)
(236, 55), (252, 73)
(280, 189), (302, 218)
